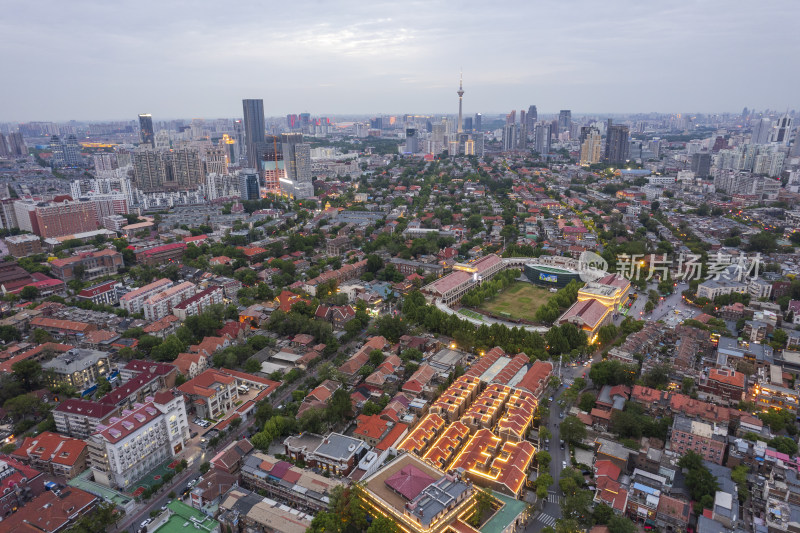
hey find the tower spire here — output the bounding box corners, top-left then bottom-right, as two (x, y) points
(457, 69), (464, 134)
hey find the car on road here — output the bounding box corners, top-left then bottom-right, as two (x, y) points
(161, 503), (169, 511)
(562, 461), (567, 469)
(559, 411), (564, 419)
(140, 518), (152, 530)
(548, 396), (554, 402)
(560, 441), (565, 450)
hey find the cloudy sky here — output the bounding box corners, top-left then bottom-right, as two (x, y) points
(2, 0), (797, 121)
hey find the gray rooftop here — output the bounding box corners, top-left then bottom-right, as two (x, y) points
(42, 348), (108, 375)
(312, 432), (368, 461)
(406, 474), (471, 527)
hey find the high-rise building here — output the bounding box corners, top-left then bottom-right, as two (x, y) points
(239, 169), (260, 200)
(49, 134), (81, 167)
(286, 114), (298, 129)
(502, 123), (517, 152)
(19, 199), (100, 238)
(7, 132), (26, 156)
(406, 129), (419, 154)
(558, 110), (572, 134)
(770, 114), (793, 144)
(463, 117), (473, 131)
(260, 135), (284, 194)
(533, 122), (551, 155)
(580, 129), (603, 165)
(299, 113), (311, 132)
(280, 133), (313, 199)
(232, 119), (245, 164)
(526, 105), (538, 131)
(0, 133), (9, 158)
(242, 99), (266, 169)
(691, 152), (712, 178)
(750, 118), (772, 145)
(92, 153), (118, 172)
(138, 114), (154, 147)
(204, 146), (228, 176)
(171, 147), (204, 189)
(604, 124), (630, 164)
(474, 113), (482, 132)
(133, 147), (168, 191)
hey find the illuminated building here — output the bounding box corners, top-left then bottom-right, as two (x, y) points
(358, 453), (477, 533)
(429, 375), (481, 422)
(450, 428), (534, 497)
(397, 413), (446, 457)
(138, 113), (154, 147)
(461, 384), (511, 431)
(423, 421), (471, 470)
(577, 274), (631, 309)
(242, 99), (265, 169)
(558, 298), (614, 340)
(87, 392), (189, 489)
(496, 389), (537, 442)
(280, 133), (314, 199)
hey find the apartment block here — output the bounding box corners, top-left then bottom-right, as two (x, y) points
(50, 248), (123, 281)
(670, 415), (727, 465)
(119, 278), (173, 314)
(172, 285), (223, 320)
(4, 234), (42, 257)
(53, 398), (121, 439)
(87, 392), (189, 490)
(142, 281), (196, 321)
(41, 348), (110, 389)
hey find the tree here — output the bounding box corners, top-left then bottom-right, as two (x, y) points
(560, 416), (587, 444)
(607, 515), (638, 533)
(32, 328), (53, 344)
(0, 325), (21, 344)
(244, 358), (262, 373)
(95, 376), (112, 399)
(367, 516), (398, 533)
(561, 490), (593, 524)
(578, 392), (596, 412)
(12, 360), (43, 391)
(593, 503), (614, 525)
(769, 436), (799, 455)
(20, 285), (40, 300)
(3, 393), (45, 421)
(199, 461), (210, 474)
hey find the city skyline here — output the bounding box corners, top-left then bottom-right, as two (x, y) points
(1, 1), (798, 121)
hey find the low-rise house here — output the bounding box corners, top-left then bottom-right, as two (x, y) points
(12, 431), (88, 479)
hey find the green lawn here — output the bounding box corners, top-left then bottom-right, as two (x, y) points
(478, 282), (556, 322)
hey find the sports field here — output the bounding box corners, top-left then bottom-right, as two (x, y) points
(478, 282), (555, 321)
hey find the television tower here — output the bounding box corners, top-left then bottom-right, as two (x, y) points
(457, 70), (464, 133)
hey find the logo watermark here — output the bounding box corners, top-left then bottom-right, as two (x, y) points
(614, 253), (762, 282)
(578, 251), (609, 283)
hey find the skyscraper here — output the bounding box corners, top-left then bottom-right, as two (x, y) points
(558, 110), (572, 134)
(526, 106), (537, 131)
(770, 114), (793, 144)
(138, 114), (154, 147)
(242, 99), (266, 169)
(533, 122), (551, 156)
(604, 124), (630, 164)
(50, 135), (81, 167)
(502, 124), (517, 152)
(260, 135), (284, 194)
(691, 152), (712, 178)
(457, 72), (464, 134)
(7, 132), (26, 156)
(751, 118), (772, 145)
(405, 129), (419, 154)
(580, 129), (603, 165)
(239, 169), (260, 200)
(0, 134), (9, 158)
(171, 148), (204, 189)
(474, 113), (482, 132)
(280, 133), (313, 199)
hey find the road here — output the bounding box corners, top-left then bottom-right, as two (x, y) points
(526, 361), (591, 532)
(613, 282), (699, 327)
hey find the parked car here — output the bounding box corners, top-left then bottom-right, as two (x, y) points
(562, 461), (567, 469)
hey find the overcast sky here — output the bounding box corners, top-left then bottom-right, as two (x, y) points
(2, 0), (798, 122)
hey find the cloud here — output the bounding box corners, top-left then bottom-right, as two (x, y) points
(0, 0), (798, 120)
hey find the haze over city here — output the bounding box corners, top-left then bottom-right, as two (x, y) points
(2, 0), (799, 121)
